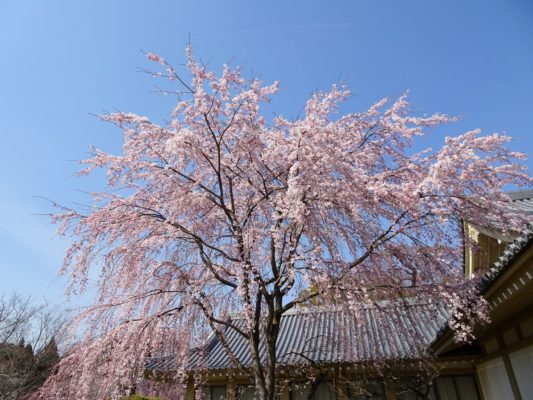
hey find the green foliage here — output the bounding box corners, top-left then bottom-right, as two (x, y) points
(296, 284), (322, 306)
(123, 395), (160, 400)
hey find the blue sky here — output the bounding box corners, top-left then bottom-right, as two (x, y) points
(0, 0), (532, 306)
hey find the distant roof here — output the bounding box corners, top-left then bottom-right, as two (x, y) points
(145, 302), (449, 372)
(506, 189), (533, 214)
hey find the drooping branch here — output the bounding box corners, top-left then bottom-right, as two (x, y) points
(37, 45), (531, 400)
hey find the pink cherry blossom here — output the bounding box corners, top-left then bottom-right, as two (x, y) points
(36, 46), (531, 400)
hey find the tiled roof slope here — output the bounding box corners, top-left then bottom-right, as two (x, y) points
(146, 302), (449, 372)
(506, 189), (533, 214)
(478, 223), (533, 293)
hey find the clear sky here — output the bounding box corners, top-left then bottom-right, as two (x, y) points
(0, 0), (532, 306)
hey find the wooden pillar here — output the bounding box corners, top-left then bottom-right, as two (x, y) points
(383, 380), (396, 400)
(334, 376), (348, 400)
(279, 385), (290, 400)
(185, 378), (195, 400)
(226, 381), (236, 400)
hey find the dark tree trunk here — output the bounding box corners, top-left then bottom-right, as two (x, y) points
(250, 302), (282, 400)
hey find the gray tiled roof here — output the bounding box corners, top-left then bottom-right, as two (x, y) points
(506, 189), (533, 214)
(145, 302), (449, 372)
